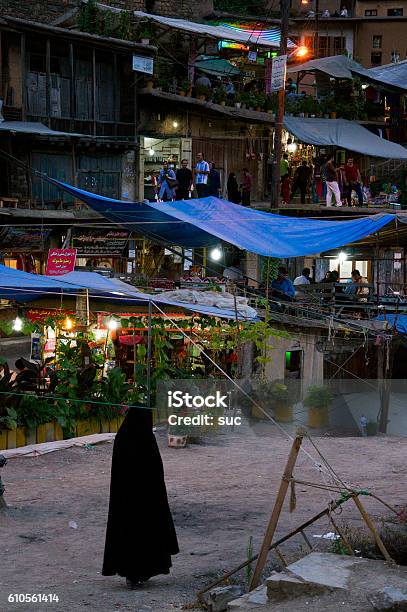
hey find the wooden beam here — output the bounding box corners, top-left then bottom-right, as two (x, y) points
(352, 495), (393, 563)
(249, 435), (303, 591)
(92, 47), (97, 136)
(46, 38), (51, 124)
(69, 42), (75, 130)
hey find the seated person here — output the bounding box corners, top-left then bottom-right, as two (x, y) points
(271, 266), (295, 300)
(344, 269), (369, 300)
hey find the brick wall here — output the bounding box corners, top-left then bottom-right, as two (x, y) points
(0, 0), (213, 22)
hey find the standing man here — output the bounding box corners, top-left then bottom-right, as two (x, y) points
(175, 159), (193, 200)
(241, 168), (253, 207)
(344, 158), (363, 207)
(291, 160), (312, 205)
(280, 153), (289, 180)
(194, 152), (210, 198)
(157, 161), (176, 201)
(325, 154), (342, 207)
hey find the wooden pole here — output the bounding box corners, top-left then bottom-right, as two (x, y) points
(352, 495), (393, 562)
(197, 493), (349, 601)
(249, 435), (303, 590)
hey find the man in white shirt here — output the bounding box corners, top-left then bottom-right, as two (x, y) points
(194, 152), (210, 198)
(293, 267), (311, 286)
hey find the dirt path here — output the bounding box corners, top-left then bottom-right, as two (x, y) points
(1, 426), (406, 612)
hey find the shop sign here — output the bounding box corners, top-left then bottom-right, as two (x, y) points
(72, 229), (129, 256)
(132, 54), (154, 75)
(270, 54), (287, 92)
(46, 248), (77, 276)
(0, 227), (50, 251)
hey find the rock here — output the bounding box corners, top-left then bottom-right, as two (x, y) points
(368, 586), (407, 610)
(207, 585), (245, 612)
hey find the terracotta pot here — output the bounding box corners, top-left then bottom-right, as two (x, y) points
(330, 111), (337, 119)
(16, 426), (26, 448)
(308, 406), (329, 428)
(168, 433), (187, 448)
(274, 401), (293, 423)
(0, 430), (7, 450)
(179, 90), (186, 97)
(220, 100), (226, 106)
(197, 94), (206, 101)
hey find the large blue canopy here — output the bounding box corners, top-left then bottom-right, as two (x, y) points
(0, 266), (255, 320)
(50, 180), (395, 258)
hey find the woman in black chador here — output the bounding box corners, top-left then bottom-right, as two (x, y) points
(102, 407), (179, 588)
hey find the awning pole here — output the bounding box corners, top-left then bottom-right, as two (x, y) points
(147, 299), (153, 415)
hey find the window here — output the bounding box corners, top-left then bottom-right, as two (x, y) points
(371, 51), (382, 65)
(387, 8), (403, 15)
(333, 36), (346, 54)
(372, 35), (382, 48)
(365, 9), (377, 15)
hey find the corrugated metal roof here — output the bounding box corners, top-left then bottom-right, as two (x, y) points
(134, 11), (294, 49)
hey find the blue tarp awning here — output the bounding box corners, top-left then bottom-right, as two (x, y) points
(49, 180), (395, 258)
(0, 266), (255, 320)
(376, 314), (407, 334)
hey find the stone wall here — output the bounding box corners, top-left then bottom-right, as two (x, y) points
(0, 0), (213, 23)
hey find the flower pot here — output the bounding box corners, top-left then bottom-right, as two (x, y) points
(100, 418), (110, 434)
(274, 401), (293, 423)
(16, 427), (26, 448)
(141, 38), (150, 45)
(197, 94), (206, 101)
(324, 114), (329, 118)
(179, 90), (186, 97)
(7, 428), (16, 449)
(76, 419), (98, 437)
(168, 433), (187, 448)
(109, 418), (119, 433)
(36, 423), (47, 444)
(255, 106), (261, 112)
(220, 100), (226, 106)
(308, 406), (329, 428)
(235, 102), (241, 109)
(0, 430), (7, 450)
(330, 112), (337, 119)
(25, 427), (36, 445)
(54, 423), (64, 441)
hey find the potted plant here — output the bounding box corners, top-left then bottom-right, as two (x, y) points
(304, 385), (332, 428)
(214, 86), (227, 106)
(195, 84), (211, 101)
(167, 418), (188, 448)
(234, 92), (242, 109)
(270, 381), (294, 422)
(137, 21), (155, 45)
(179, 80), (191, 97)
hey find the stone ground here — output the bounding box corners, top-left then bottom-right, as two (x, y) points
(1, 423), (406, 612)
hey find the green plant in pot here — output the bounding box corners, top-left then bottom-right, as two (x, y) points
(214, 86), (227, 105)
(270, 380), (294, 422)
(195, 84), (211, 101)
(304, 385), (332, 428)
(179, 80), (192, 96)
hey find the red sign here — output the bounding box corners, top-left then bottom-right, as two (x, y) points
(46, 248), (77, 276)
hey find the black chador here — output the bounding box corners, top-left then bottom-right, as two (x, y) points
(102, 407), (179, 587)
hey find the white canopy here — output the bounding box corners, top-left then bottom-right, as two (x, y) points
(133, 11), (292, 49)
(287, 55), (363, 79)
(283, 117), (407, 159)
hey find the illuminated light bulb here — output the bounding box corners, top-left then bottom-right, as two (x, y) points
(338, 251), (348, 264)
(108, 318), (119, 331)
(287, 142), (298, 153)
(149, 148), (155, 156)
(13, 316), (23, 332)
(94, 329), (105, 341)
(65, 317), (73, 330)
(172, 121), (179, 128)
(295, 46), (309, 57)
(210, 247), (222, 261)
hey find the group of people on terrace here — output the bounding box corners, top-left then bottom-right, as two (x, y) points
(280, 154), (365, 207)
(155, 153), (253, 205)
